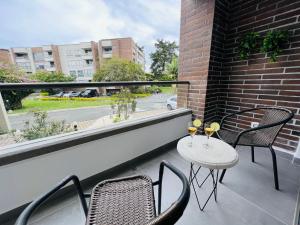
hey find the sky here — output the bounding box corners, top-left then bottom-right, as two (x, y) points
(0, 0), (181, 70)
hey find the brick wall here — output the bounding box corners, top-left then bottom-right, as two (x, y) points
(51, 45), (62, 72)
(0, 49), (12, 65)
(178, 0), (215, 118)
(179, 0), (300, 151)
(219, 0), (300, 151)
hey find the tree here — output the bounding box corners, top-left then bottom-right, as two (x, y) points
(150, 39), (178, 80)
(0, 64), (32, 110)
(31, 71), (75, 82)
(93, 58), (146, 82)
(30, 71), (75, 95)
(165, 56), (178, 80)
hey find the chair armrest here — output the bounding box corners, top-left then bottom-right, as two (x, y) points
(15, 175), (88, 225)
(154, 160), (190, 218)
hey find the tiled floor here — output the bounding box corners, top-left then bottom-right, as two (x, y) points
(6, 146), (300, 225)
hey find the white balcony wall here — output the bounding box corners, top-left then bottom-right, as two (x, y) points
(0, 110), (191, 215)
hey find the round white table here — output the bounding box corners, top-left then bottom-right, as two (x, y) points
(177, 135), (238, 211)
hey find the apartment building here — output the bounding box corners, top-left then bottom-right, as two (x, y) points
(4, 37), (145, 81)
(99, 38), (145, 69)
(57, 41), (98, 82)
(9, 45), (61, 74)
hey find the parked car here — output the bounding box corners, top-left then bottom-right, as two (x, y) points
(166, 96), (177, 110)
(63, 91), (78, 98)
(69, 91), (82, 98)
(53, 92), (65, 97)
(81, 88), (99, 98)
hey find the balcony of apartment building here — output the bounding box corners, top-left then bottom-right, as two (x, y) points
(45, 61), (56, 72)
(14, 52), (29, 63)
(1, 1), (300, 225)
(102, 46), (113, 59)
(82, 48), (93, 60)
(44, 51), (54, 62)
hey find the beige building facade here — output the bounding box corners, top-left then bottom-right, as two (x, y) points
(3, 38), (145, 81)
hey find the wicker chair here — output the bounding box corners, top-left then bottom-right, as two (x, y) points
(217, 107), (294, 190)
(15, 160), (190, 225)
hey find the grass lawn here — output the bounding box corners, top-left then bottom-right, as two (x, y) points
(10, 99), (111, 114)
(9, 94), (150, 114)
(160, 86), (176, 94)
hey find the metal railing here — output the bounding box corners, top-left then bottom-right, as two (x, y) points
(0, 81), (189, 90)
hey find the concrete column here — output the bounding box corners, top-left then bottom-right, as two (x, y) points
(0, 93), (11, 132)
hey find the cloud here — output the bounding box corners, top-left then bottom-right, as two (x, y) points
(0, 0), (180, 71)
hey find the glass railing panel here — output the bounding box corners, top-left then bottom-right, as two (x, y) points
(0, 82), (189, 149)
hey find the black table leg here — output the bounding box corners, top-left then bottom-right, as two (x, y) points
(188, 163), (219, 211)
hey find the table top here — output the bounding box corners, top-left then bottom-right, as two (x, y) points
(177, 135), (239, 169)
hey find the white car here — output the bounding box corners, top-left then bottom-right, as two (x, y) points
(166, 96), (177, 110)
(63, 91), (77, 98)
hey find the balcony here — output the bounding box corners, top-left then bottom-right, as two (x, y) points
(102, 52), (112, 58)
(44, 56), (54, 62)
(0, 81), (299, 225)
(1, 137), (299, 225)
(82, 53), (93, 60)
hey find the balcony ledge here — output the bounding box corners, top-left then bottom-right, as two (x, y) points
(0, 109), (191, 167)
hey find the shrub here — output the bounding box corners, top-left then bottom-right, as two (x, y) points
(40, 91), (49, 96)
(146, 85), (162, 93)
(13, 111), (72, 141)
(111, 89), (137, 122)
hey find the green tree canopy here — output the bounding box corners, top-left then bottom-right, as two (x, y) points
(0, 64), (32, 110)
(150, 39), (178, 80)
(165, 56), (178, 80)
(31, 71), (75, 82)
(93, 58), (146, 81)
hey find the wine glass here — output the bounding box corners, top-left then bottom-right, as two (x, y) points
(187, 122), (197, 147)
(203, 122), (214, 149)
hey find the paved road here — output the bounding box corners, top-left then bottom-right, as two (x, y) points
(8, 93), (173, 130)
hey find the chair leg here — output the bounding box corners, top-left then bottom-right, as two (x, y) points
(251, 146), (255, 163)
(219, 169), (226, 183)
(269, 145), (279, 190)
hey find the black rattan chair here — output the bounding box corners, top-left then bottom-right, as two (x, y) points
(15, 160), (190, 225)
(217, 107), (294, 190)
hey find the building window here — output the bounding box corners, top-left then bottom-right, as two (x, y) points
(86, 59), (93, 65)
(15, 53), (28, 58)
(103, 46), (112, 53)
(77, 70), (84, 77)
(33, 52), (44, 61)
(36, 64), (45, 70)
(50, 61), (55, 67)
(47, 51), (52, 56)
(70, 70), (77, 76)
(84, 49), (92, 54)
(84, 69), (93, 77)
(16, 62), (31, 70)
